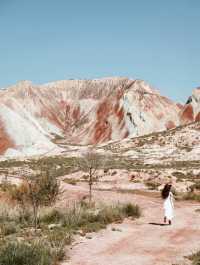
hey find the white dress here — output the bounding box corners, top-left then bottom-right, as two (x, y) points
(163, 192), (174, 220)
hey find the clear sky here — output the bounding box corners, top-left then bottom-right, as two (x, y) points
(0, 0), (199, 102)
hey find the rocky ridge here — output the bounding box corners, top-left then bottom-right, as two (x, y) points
(0, 77), (199, 158)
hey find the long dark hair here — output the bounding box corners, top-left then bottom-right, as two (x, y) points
(161, 184), (172, 199)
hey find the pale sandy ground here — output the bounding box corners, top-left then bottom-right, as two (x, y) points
(61, 189), (200, 265)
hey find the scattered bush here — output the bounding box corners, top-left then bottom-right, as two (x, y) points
(145, 181), (160, 190)
(190, 182), (200, 192)
(188, 250), (200, 265)
(122, 203), (141, 218)
(172, 171), (185, 179)
(0, 222), (17, 236)
(61, 204), (83, 230)
(0, 197), (141, 264)
(0, 181), (15, 193)
(80, 198), (92, 209)
(98, 203), (141, 224)
(47, 228), (70, 261)
(63, 178), (77, 185)
(39, 208), (64, 224)
(0, 203), (20, 223)
(183, 192), (200, 202)
(0, 241), (52, 265)
(81, 222), (106, 233)
(60, 202), (141, 234)
(97, 205), (124, 224)
(10, 170), (60, 230)
(76, 151), (103, 205)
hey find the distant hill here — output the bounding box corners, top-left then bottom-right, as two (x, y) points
(0, 77), (198, 158)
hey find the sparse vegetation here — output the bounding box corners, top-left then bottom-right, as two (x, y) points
(76, 151), (105, 205)
(39, 207), (64, 224)
(187, 250), (200, 265)
(122, 203), (141, 217)
(172, 171), (186, 180)
(63, 177), (77, 185)
(46, 228), (69, 261)
(144, 180), (160, 190)
(0, 241), (52, 265)
(60, 202), (141, 233)
(1, 122), (199, 265)
(0, 222), (17, 236)
(190, 182), (200, 192)
(0, 156), (79, 181)
(10, 170), (60, 231)
(183, 192), (200, 202)
(0, 179), (141, 265)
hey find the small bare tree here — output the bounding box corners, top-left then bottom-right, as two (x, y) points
(76, 151), (104, 205)
(11, 168), (60, 231)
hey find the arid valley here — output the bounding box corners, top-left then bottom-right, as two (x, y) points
(0, 78), (200, 265)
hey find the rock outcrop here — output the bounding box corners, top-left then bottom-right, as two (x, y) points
(180, 88), (200, 124)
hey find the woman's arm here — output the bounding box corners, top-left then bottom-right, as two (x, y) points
(170, 192), (174, 208)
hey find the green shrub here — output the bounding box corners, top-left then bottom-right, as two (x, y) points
(0, 181), (16, 193)
(47, 228), (69, 261)
(76, 203), (141, 232)
(97, 203), (141, 224)
(61, 203), (141, 234)
(0, 241), (52, 265)
(0, 222), (17, 236)
(69, 205), (122, 233)
(81, 222), (106, 233)
(188, 250), (200, 265)
(47, 227), (72, 245)
(97, 205), (124, 224)
(190, 182), (200, 192)
(18, 208), (32, 225)
(145, 181), (160, 190)
(0, 201), (141, 265)
(0, 203), (20, 223)
(8, 170), (60, 231)
(172, 171), (185, 179)
(63, 178), (77, 185)
(183, 192), (200, 202)
(122, 203), (141, 218)
(62, 205), (83, 229)
(39, 208), (64, 224)
(0, 201), (32, 227)
(80, 199), (92, 209)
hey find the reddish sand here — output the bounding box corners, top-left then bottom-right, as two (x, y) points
(61, 190), (200, 265)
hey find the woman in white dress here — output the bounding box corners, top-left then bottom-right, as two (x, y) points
(161, 184), (174, 225)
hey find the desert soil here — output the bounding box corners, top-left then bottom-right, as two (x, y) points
(61, 189), (200, 265)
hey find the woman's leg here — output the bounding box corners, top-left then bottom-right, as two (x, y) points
(164, 216), (167, 223)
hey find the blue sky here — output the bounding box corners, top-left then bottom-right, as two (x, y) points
(0, 0), (199, 102)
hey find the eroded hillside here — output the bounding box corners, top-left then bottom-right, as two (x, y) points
(0, 77), (181, 157)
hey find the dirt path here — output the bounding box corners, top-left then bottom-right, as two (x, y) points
(62, 190), (200, 265)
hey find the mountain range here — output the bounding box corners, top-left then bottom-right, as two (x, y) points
(0, 77), (199, 158)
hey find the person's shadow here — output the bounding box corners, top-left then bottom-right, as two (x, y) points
(149, 222), (169, 226)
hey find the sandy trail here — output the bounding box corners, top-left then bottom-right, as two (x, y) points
(62, 190), (200, 265)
